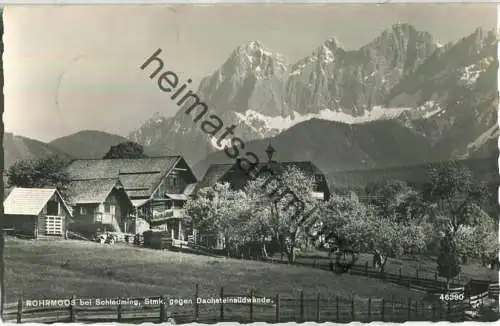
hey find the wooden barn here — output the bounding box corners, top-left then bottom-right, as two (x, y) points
(2, 187), (73, 239)
(66, 178), (134, 236)
(65, 156), (198, 242)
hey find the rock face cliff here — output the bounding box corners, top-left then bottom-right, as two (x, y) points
(129, 24), (498, 174)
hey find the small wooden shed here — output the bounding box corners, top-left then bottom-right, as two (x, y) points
(2, 187), (73, 239)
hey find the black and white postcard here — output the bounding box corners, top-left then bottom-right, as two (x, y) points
(0, 3), (499, 324)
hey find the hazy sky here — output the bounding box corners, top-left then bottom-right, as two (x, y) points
(3, 4), (497, 143)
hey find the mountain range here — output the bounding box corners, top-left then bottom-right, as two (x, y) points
(4, 23), (498, 185)
(128, 24), (498, 174)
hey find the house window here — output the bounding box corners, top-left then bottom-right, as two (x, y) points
(104, 203), (110, 213)
(80, 206), (86, 215)
(314, 175), (323, 191)
(46, 201), (59, 216)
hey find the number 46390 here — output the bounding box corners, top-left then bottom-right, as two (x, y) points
(440, 293), (464, 301)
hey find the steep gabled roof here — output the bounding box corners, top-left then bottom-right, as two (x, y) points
(195, 163), (233, 192)
(4, 187), (72, 216)
(198, 160), (330, 198)
(67, 178), (123, 205)
(65, 156), (182, 199)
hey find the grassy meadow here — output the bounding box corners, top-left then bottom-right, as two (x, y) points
(279, 249), (499, 283)
(4, 238), (428, 304)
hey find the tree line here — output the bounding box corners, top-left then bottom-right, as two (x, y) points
(184, 162), (498, 289)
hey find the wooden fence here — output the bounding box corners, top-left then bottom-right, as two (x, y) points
(213, 254), (466, 294)
(141, 240), (497, 299)
(2, 285), (468, 324)
(469, 291), (490, 309)
(160, 239), (484, 290)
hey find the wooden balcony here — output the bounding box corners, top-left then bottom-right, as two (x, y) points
(150, 209), (186, 223)
(39, 215), (65, 236)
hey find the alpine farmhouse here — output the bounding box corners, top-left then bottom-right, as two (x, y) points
(65, 156), (198, 241)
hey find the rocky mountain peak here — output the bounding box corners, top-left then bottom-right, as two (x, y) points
(366, 23), (435, 53)
(130, 25), (497, 167)
(151, 111), (165, 122)
(222, 40), (288, 78)
(309, 37), (343, 64)
(471, 27), (497, 52)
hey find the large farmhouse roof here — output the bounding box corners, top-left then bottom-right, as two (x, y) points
(195, 163), (233, 192)
(65, 156), (182, 199)
(67, 178), (123, 204)
(3, 187), (72, 216)
(198, 160), (330, 199)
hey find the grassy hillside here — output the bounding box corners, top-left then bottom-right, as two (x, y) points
(330, 156), (499, 189)
(4, 132), (71, 169)
(193, 118), (436, 178)
(4, 239), (425, 303)
(49, 130), (128, 159)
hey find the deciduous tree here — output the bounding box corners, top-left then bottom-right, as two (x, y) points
(245, 166), (319, 263)
(423, 162), (487, 236)
(346, 211), (428, 274)
(317, 192), (366, 253)
(437, 233), (462, 289)
(423, 162), (494, 262)
(7, 155), (71, 198)
(103, 141), (147, 159)
(184, 183), (249, 254)
(367, 180), (426, 223)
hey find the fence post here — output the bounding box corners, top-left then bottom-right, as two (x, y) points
(462, 299), (466, 321)
(432, 303), (436, 321)
(220, 287), (224, 321)
(399, 268), (402, 281)
(381, 299), (385, 322)
(194, 284), (199, 322)
(159, 296), (167, 322)
(316, 293), (320, 323)
(367, 297), (371, 322)
(391, 297), (395, 321)
(275, 294), (280, 323)
(299, 291), (304, 323)
(446, 302), (450, 321)
(249, 289), (254, 323)
(69, 295), (76, 322)
(16, 298), (22, 324)
(336, 296), (340, 322)
(118, 303), (123, 322)
(0, 232), (6, 319)
(407, 299), (412, 321)
(351, 297), (355, 321)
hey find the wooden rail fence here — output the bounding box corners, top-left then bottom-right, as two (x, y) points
(2, 285), (469, 324)
(136, 240), (497, 300)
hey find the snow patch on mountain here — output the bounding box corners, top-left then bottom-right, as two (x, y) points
(459, 56), (495, 87)
(417, 101), (444, 119)
(459, 124), (499, 158)
(234, 106), (414, 135)
(209, 136), (232, 150)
